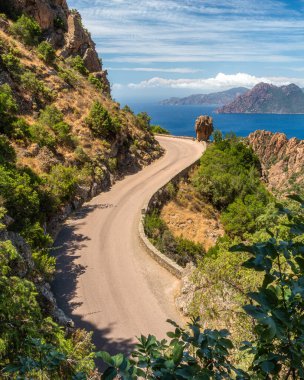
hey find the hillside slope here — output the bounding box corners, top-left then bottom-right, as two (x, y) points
(0, 2), (162, 377)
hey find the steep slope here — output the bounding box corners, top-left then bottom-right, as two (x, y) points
(160, 87), (248, 106)
(248, 130), (304, 195)
(0, 3), (162, 377)
(217, 82), (304, 114)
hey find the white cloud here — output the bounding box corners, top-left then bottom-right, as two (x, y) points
(127, 72), (304, 91)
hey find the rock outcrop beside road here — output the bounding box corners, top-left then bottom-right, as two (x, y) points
(248, 130), (304, 194)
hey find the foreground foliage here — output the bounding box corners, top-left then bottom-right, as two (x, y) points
(101, 198), (304, 379)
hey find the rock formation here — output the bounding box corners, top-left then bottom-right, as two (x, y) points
(8, 0), (109, 87)
(217, 82), (304, 114)
(195, 115), (213, 141)
(248, 130), (304, 194)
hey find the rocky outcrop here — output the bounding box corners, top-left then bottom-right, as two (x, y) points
(9, 0), (108, 80)
(195, 115), (213, 141)
(218, 83), (304, 114)
(60, 11), (101, 72)
(248, 130), (304, 194)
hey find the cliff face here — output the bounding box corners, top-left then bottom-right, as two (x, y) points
(218, 83), (304, 114)
(7, 0), (105, 77)
(248, 130), (304, 195)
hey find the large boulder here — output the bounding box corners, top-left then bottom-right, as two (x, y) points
(195, 115), (213, 141)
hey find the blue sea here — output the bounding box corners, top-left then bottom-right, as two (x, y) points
(127, 103), (304, 140)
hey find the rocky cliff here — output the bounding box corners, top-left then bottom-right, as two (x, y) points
(248, 130), (304, 195)
(218, 82), (304, 114)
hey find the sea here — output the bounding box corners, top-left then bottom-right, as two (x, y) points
(126, 103), (304, 140)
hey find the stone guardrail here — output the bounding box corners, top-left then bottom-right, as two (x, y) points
(138, 141), (206, 279)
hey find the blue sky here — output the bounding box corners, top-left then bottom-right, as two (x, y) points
(67, 0), (304, 101)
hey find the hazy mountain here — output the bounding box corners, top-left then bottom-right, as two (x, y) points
(160, 87), (249, 106)
(217, 83), (304, 114)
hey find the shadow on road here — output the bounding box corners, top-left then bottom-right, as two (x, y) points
(51, 204), (135, 369)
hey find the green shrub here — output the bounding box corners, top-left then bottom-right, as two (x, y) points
(32, 250), (56, 281)
(10, 15), (41, 45)
(69, 55), (88, 76)
(212, 129), (223, 143)
(10, 118), (30, 140)
(137, 111), (151, 130)
(85, 101), (120, 139)
(29, 123), (56, 148)
(144, 210), (167, 240)
(88, 73), (103, 90)
(0, 166), (41, 230)
(1, 50), (22, 77)
(150, 125), (170, 134)
(39, 105), (63, 127)
(0, 84), (18, 132)
(46, 164), (79, 204)
(0, 135), (16, 164)
(58, 66), (78, 87)
(20, 71), (53, 101)
(108, 157), (117, 172)
(37, 41), (56, 64)
(53, 16), (65, 30)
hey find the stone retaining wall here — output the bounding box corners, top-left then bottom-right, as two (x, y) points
(138, 141), (206, 279)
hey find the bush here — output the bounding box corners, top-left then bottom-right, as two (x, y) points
(46, 164), (79, 204)
(0, 166), (41, 230)
(150, 125), (170, 134)
(0, 84), (18, 132)
(88, 73), (103, 90)
(37, 41), (56, 64)
(0, 135), (16, 164)
(29, 123), (56, 148)
(39, 105), (63, 127)
(137, 111), (151, 130)
(58, 66), (78, 87)
(1, 50), (22, 77)
(20, 71), (53, 101)
(10, 118), (31, 140)
(85, 101), (120, 139)
(10, 15), (41, 45)
(69, 55), (88, 76)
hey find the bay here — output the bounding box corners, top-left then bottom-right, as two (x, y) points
(126, 102), (304, 140)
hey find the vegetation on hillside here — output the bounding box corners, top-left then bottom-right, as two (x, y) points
(0, 9), (162, 379)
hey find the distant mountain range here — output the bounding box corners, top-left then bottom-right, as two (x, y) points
(217, 83), (304, 114)
(160, 87), (249, 106)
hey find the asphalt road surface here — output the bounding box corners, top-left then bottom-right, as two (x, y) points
(52, 136), (205, 356)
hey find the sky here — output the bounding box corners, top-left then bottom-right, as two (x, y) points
(67, 0), (304, 102)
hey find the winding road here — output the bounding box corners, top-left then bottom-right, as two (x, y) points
(52, 136), (205, 356)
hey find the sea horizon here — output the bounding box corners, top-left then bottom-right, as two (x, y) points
(123, 101), (304, 140)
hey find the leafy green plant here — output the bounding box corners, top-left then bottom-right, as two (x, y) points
(37, 41), (56, 64)
(0, 135), (16, 164)
(29, 123), (56, 148)
(58, 66), (78, 87)
(150, 125), (170, 135)
(88, 73), (104, 90)
(230, 196), (304, 378)
(1, 50), (22, 77)
(20, 71), (53, 101)
(0, 83), (18, 132)
(69, 55), (88, 76)
(85, 101), (120, 139)
(98, 318), (247, 379)
(10, 15), (41, 45)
